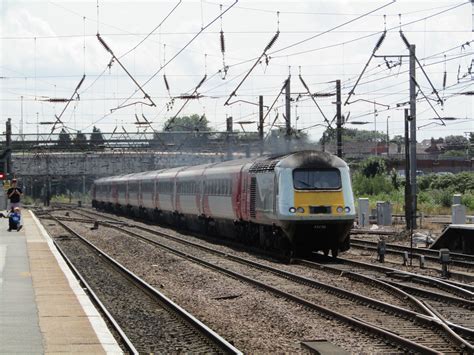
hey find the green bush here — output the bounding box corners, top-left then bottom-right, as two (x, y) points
(431, 189), (453, 208)
(428, 172), (474, 193)
(353, 166), (474, 214)
(462, 193), (474, 210)
(418, 174), (437, 191)
(353, 173), (393, 196)
(359, 157), (386, 178)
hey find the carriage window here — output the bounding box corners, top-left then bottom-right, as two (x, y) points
(158, 181), (173, 194)
(177, 181), (197, 195)
(129, 183), (138, 193)
(203, 179), (231, 195)
(142, 182), (154, 194)
(293, 169), (341, 190)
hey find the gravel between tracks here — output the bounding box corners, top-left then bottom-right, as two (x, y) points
(43, 217), (398, 354)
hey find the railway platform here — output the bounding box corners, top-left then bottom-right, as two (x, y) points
(0, 209), (121, 353)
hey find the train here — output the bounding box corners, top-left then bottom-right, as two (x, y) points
(92, 150), (356, 258)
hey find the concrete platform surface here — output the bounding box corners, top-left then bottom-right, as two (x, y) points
(0, 210), (122, 354)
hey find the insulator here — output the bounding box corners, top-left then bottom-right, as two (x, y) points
(220, 31), (225, 53)
(96, 34), (112, 54)
(399, 30), (410, 49)
(196, 74), (207, 90)
(265, 31), (280, 52)
(442, 71), (447, 90)
(76, 74), (86, 90)
(163, 74), (170, 92)
(374, 31), (386, 52)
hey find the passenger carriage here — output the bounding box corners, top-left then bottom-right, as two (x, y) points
(93, 151), (356, 257)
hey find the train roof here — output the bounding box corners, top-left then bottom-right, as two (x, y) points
(93, 150), (347, 183)
(247, 150), (347, 173)
(277, 150), (348, 169)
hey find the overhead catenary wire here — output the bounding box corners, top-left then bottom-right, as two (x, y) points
(164, 74), (208, 131)
(116, 0), (238, 111)
(224, 29), (280, 105)
(344, 29), (387, 106)
(269, 1), (470, 60)
(219, 4), (228, 79)
(412, 78), (445, 126)
(97, 34), (156, 108)
(268, 1), (395, 57)
(52, 74), (85, 131)
(298, 71), (331, 127)
(118, 0), (182, 60)
(13, 1), (470, 140)
(399, 29), (444, 105)
(263, 77), (290, 140)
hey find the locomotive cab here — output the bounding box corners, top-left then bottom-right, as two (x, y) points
(275, 152), (355, 256)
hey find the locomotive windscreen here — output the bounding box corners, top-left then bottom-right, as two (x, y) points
(293, 169), (341, 190)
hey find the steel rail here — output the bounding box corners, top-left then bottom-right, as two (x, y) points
(102, 223), (445, 354)
(64, 208), (474, 297)
(421, 300), (474, 344)
(50, 216), (242, 355)
(76, 217), (465, 354)
(62, 208), (474, 351)
(52, 237), (139, 355)
(295, 258), (474, 350)
(351, 238), (474, 267)
(385, 280), (474, 309)
(329, 255), (474, 300)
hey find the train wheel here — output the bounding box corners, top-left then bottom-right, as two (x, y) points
(323, 249), (329, 257)
(331, 247), (338, 258)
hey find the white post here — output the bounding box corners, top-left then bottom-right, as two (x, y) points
(452, 204), (466, 224)
(358, 198), (370, 227)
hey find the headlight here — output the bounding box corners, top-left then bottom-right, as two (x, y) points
(336, 206), (343, 213)
(289, 207), (296, 213)
(345, 206), (351, 213)
(296, 207), (305, 213)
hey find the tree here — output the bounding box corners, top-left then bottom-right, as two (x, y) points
(319, 127), (387, 145)
(444, 135), (468, 151)
(74, 131), (88, 150)
(470, 133), (474, 156)
(360, 157), (386, 178)
(89, 126), (105, 149)
(57, 128), (72, 148)
(162, 114), (211, 132)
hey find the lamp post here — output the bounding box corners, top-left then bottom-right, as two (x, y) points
(374, 101), (378, 155)
(386, 116), (390, 156)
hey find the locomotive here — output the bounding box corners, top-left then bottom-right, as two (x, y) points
(92, 150), (356, 258)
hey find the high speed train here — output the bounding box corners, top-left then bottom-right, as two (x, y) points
(92, 150), (356, 258)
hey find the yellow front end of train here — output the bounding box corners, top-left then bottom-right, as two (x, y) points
(275, 155), (356, 256)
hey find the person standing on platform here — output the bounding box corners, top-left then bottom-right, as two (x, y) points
(7, 178), (22, 209)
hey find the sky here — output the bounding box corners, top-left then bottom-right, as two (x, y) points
(0, 0), (473, 143)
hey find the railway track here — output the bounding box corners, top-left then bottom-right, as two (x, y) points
(351, 238), (474, 269)
(41, 213), (241, 354)
(297, 256), (474, 338)
(46, 209), (474, 353)
(50, 208), (474, 340)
